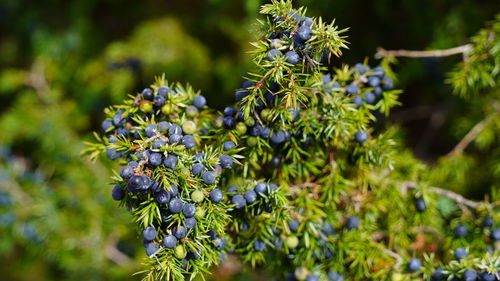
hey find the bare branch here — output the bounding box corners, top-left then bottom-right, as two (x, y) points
(401, 181), (482, 209)
(375, 44), (473, 59)
(446, 114), (495, 157)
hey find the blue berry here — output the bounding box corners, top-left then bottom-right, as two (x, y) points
(158, 121), (170, 132)
(106, 148), (121, 160)
(169, 198), (184, 214)
(270, 130), (287, 144)
(187, 248), (201, 259)
(354, 131), (368, 143)
(152, 139), (166, 149)
(254, 182), (268, 195)
(364, 92), (376, 104)
(322, 222), (335, 235)
(111, 185), (124, 200)
(231, 194), (246, 209)
(173, 226), (187, 239)
(182, 135), (195, 149)
(306, 274), (319, 281)
(142, 88), (154, 100)
(407, 258), (422, 272)
(415, 198), (427, 212)
(143, 226), (157, 241)
(145, 243), (159, 256)
(223, 141), (235, 151)
(219, 154), (233, 169)
(202, 171), (216, 185)
(163, 154), (178, 169)
(352, 96), (363, 107)
(182, 203), (196, 218)
(463, 269), (477, 281)
(158, 86), (171, 97)
(478, 272), (495, 281)
(112, 109), (126, 126)
(431, 267), (444, 281)
(483, 216), (494, 227)
(288, 219), (299, 232)
(168, 184), (179, 197)
(297, 25), (312, 41)
(249, 125), (262, 136)
(120, 165), (135, 179)
(193, 95), (206, 109)
(169, 134), (182, 144)
(223, 107), (237, 116)
(285, 51), (300, 64)
(168, 124), (182, 135)
(162, 235), (177, 249)
(346, 84), (359, 95)
(149, 152), (163, 166)
(156, 190), (171, 204)
(185, 217), (197, 229)
(373, 66), (385, 77)
(253, 239), (266, 252)
(244, 189), (258, 204)
(491, 228), (500, 241)
(354, 63), (367, 74)
(328, 271), (344, 281)
(206, 229), (217, 240)
(301, 17), (313, 26)
(192, 163), (205, 176)
(382, 77), (393, 90)
(454, 247), (467, 260)
(101, 120), (113, 131)
(454, 224), (468, 237)
(213, 237), (226, 249)
(346, 216), (360, 230)
(260, 126), (271, 138)
(367, 76), (380, 87)
(266, 49), (282, 61)
(150, 181), (161, 193)
(153, 95), (165, 107)
(373, 87), (383, 96)
(222, 116), (236, 129)
(270, 155), (280, 167)
(145, 124), (158, 137)
(210, 188), (223, 203)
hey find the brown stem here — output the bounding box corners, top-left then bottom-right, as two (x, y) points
(375, 44), (473, 59)
(402, 181), (482, 209)
(446, 114), (495, 157)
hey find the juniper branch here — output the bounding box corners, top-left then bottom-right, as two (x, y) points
(375, 44), (473, 59)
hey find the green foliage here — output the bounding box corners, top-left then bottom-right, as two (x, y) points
(86, 1), (500, 281)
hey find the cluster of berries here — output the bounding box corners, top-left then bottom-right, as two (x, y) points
(408, 197), (499, 280)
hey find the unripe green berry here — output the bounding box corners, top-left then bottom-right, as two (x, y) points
(286, 236), (299, 248)
(236, 122), (247, 135)
(244, 116), (255, 127)
(186, 105), (199, 117)
(140, 101), (153, 113)
(260, 108), (272, 122)
(182, 121), (197, 135)
(215, 116), (224, 128)
(174, 245), (186, 259)
(161, 104), (174, 115)
(247, 136), (258, 147)
(191, 190), (205, 203)
(195, 207), (206, 217)
(294, 267), (309, 281)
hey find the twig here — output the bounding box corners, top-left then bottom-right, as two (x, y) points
(401, 181), (482, 209)
(375, 44), (473, 59)
(446, 114), (495, 157)
(105, 242), (132, 265)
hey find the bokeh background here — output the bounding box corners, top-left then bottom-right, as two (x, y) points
(0, 0), (498, 280)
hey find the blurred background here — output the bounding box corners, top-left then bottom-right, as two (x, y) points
(0, 0), (498, 280)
